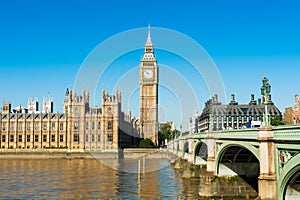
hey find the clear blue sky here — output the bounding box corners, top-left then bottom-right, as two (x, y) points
(0, 0), (299, 130)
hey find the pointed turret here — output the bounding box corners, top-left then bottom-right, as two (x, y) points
(142, 25), (155, 61)
(145, 25), (153, 47)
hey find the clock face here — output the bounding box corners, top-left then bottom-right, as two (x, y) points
(144, 69), (153, 79)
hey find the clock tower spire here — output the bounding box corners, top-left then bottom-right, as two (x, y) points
(139, 26), (159, 145)
(145, 25), (153, 48)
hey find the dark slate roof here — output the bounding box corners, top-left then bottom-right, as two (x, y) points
(1, 112), (67, 120)
(199, 95), (282, 120)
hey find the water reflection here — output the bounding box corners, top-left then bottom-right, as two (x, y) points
(0, 158), (188, 199)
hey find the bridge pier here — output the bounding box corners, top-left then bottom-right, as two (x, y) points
(168, 141), (174, 153)
(174, 140), (179, 156)
(206, 131), (216, 175)
(187, 137), (194, 163)
(257, 126), (277, 200)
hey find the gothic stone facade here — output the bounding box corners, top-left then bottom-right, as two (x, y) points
(283, 94), (300, 125)
(292, 94), (300, 124)
(0, 89), (139, 150)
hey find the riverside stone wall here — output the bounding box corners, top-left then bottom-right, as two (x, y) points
(171, 158), (259, 199)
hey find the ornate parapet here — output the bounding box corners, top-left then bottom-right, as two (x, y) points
(273, 124), (300, 141)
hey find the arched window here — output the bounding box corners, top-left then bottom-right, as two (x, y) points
(108, 121), (112, 130)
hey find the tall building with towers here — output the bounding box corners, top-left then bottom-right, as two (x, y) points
(139, 26), (159, 145)
(0, 89), (140, 150)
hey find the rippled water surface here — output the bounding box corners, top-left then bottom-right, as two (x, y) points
(0, 158), (197, 199)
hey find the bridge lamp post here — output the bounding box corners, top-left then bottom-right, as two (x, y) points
(260, 76), (271, 126)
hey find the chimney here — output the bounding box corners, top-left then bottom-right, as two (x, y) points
(251, 94), (255, 101)
(215, 94), (218, 102)
(231, 94), (235, 102)
(258, 98), (261, 105)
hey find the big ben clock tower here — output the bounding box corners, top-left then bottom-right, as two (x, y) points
(140, 26), (158, 145)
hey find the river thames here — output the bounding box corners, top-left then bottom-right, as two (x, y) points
(0, 158), (202, 199)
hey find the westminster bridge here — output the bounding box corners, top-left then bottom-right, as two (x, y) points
(167, 125), (300, 199)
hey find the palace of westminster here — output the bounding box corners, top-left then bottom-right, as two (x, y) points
(0, 28), (159, 150)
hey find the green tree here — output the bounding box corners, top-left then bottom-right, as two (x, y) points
(158, 131), (166, 146)
(171, 129), (180, 139)
(158, 123), (172, 145)
(271, 116), (285, 126)
(139, 138), (155, 148)
(160, 123), (171, 135)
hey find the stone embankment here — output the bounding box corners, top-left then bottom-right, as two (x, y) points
(171, 158), (259, 200)
(0, 149), (92, 159)
(0, 148), (173, 160)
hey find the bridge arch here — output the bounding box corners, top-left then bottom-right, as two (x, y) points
(216, 142), (260, 191)
(216, 142), (260, 167)
(193, 141), (208, 164)
(183, 141), (189, 159)
(278, 153), (300, 199)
